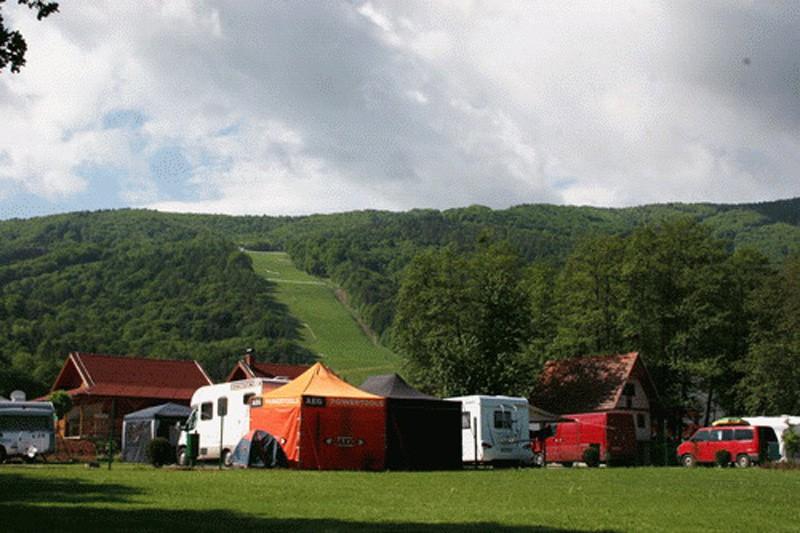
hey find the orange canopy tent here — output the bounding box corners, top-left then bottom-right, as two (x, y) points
(249, 363), (386, 470)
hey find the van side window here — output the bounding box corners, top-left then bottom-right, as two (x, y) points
(461, 412), (471, 429)
(692, 430), (709, 441)
(243, 393), (255, 405)
(734, 429), (754, 440)
(201, 402), (213, 420)
(494, 410), (512, 429)
(722, 429), (733, 441)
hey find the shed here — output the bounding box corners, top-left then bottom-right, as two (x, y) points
(121, 402), (192, 463)
(360, 373), (462, 470)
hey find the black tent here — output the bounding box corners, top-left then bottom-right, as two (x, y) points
(121, 403), (191, 463)
(230, 429), (288, 468)
(360, 373), (462, 470)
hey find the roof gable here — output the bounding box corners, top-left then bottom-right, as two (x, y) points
(531, 352), (658, 414)
(53, 352), (212, 401)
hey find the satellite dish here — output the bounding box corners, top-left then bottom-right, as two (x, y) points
(10, 390), (26, 402)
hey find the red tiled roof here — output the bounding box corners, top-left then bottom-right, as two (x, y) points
(250, 362), (310, 380)
(530, 352), (658, 414)
(52, 352), (212, 401)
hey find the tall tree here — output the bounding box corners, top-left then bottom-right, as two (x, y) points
(0, 0), (59, 73)
(392, 243), (533, 396)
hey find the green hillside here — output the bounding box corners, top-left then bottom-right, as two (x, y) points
(247, 251), (402, 384)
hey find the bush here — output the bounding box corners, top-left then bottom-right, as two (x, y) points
(147, 437), (173, 467)
(583, 445), (601, 467)
(715, 449), (731, 467)
(783, 426), (800, 462)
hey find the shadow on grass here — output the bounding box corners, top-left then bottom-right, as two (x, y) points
(0, 472), (618, 533)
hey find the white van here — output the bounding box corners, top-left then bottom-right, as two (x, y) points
(446, 395), (533, 465)
(177, 378), (288, 465)
(0, 391), (55, 462)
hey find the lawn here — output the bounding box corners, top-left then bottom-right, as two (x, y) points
(248, 251), (403, 384)
(3, 465), (799, 532)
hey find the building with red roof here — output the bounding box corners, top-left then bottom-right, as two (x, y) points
(225, 352), (311, 382)
(530, 352), (660, 443)
(50, 352), (212, 441)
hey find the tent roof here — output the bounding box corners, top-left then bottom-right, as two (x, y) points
(360, 374), (439, 400)
(123, 402), (192, 421)
(263, 363), (381, 399)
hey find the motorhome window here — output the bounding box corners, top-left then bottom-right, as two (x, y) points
(734, 429), (754, 441)
(201, 402), (213, 420)
(494, 410), (512, 429)
(692, 430), (709, 442)
(636, 413), (646, 429)
(461, 412), (471, 429)
(243, 393), (255, 405)
(0, 415), (52, 432)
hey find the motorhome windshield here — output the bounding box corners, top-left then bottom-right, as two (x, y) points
(184, 409), (198, 431)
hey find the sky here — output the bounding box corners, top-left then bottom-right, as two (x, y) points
(1, 1), (799, 219)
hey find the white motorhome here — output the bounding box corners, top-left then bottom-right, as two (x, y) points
(177, 378), (288, 465)
(744, 415), (800, 461)
(446, 395), (533, 465)
(0, 391), (55, 462)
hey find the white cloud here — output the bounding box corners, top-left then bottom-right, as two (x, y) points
(0, 1), (798, 218)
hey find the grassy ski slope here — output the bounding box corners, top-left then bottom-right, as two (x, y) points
(247, 251), (402, 384)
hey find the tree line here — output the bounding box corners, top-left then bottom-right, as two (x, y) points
(393, 219), (800, 423)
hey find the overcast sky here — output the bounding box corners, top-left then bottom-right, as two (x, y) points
(1, 1), (798, 219)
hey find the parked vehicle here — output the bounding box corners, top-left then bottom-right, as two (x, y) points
(677, 424), (780, 467)
(743, 416), (800, 462)
(446, 395), (532, 465)
(532, 412), (637, 467)
(0, 391), (55, 462)
(177, 378), (289, 465)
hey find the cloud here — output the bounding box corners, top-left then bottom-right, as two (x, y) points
(0, 1), (798, 219)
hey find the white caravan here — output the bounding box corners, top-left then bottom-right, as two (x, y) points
(744, 416), (800, 461)
(0, 391), (55, 462)
(446, 395), (533, 465)
(177, 378), (289, 465)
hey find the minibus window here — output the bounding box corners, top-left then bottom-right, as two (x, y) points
(721, 429), (733, 441)
(692, 430), (709, 442)
(734, 429), (753, 441)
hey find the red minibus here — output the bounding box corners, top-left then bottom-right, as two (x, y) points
(677, 424), (779, 467)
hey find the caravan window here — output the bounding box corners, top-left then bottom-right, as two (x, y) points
(461, 412), (471, 429)
(494, 410), (512, 429)
(243, 393), (255, 405)
(201, 402), (213, 420)
(0, 415), (52, 432)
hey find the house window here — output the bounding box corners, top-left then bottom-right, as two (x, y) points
(623, 383), (635, 409)
(494, 410), (512, 429)
(462, 412), (471, 429)
(637, 413), (646, 429)
(201, 402), (213, 420)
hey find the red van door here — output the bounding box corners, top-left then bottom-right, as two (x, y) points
(689, 429), (711, 462)
(550, 421), (581, 463)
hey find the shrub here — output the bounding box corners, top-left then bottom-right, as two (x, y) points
(147, 437), (173, 467)
(715, 449), (731, 467)
(784, 426), (800, 462)
(583, 445), (601, 467)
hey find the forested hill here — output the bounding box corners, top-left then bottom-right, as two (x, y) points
(0, 211), (313, 397)
(1, 198), (798, 397)
(180, 197), (800, 337)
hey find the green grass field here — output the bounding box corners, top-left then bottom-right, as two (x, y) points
(3, 465), (799, 532)
(248, 251), (402, 384)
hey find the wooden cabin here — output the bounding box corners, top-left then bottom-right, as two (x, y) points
(50, 352), (212, 441)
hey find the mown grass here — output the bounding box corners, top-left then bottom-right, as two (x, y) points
(248, 251), (402, 384)
(3, 465), (799, 532)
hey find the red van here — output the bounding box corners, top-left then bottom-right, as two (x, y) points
(677, 425), (780, 467)
(532, 412), (637, 467)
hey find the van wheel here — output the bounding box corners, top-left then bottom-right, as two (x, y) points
(736, 454), (752, 468)
(177, 446), (188, 466)
(681, 454), (697, 468)
(532, 453), (545, 468)
(222, 449), (233, 467)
